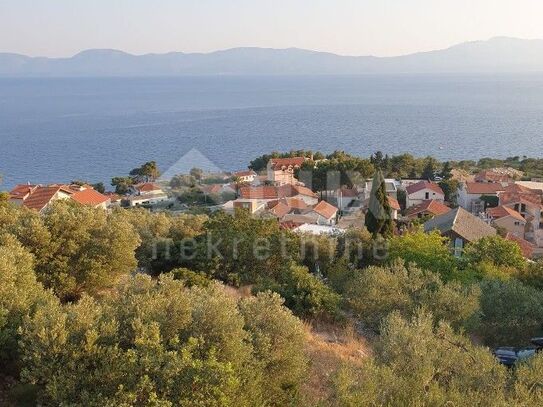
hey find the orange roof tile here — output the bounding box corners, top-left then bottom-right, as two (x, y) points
(71, 189), (110, 206)
(388, 196), (401, 211)
(269, 157), (306, 171)
(312, 201), (338, 219)
(135, 182), (162, 192)
(506, 233), (535, 258)
(406, 200), (451, 218)
(487, 206), (526, 223)
(22, 186), (65, 212)
(464, 182), (506, 195)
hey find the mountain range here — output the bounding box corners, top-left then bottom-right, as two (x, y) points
(1, 37), (543, 76)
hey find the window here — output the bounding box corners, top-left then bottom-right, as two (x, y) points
(425, 192), (430, 199)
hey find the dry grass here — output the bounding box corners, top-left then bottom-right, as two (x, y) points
(302, 320), (370, 405)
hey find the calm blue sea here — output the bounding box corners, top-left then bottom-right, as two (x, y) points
(1, 74), (543, 190)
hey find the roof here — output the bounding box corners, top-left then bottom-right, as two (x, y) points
(294, 224), (346, 235)
(200, 184), (223, 195)
(240, 186), (279, 200)
(340, 188), (359, 198)
(311, 200), (338, 219)
(515, 181), (543, 192)
(239, 184), (317, 200)
(268, 157), (306, 171)
(464, 182), (506, 195)
(500, 192), (542, 208)
(475, 170), (514, 183)
(281, 213), (317, 225)
(270, 202), (292, 218)
(233, 170), (256, 177)
(22, 186), (65, 212)
(71, 189), (110, 206)
(388, 196), (401, 211)
(506, 233), (536, 259)
(135, 182), (162, 192)
(487, 206), (526, 223)
(406, 200), (451, 217)
(406, 181), (444, 196)
(424, 207), (497, 243)
(9, 184), (38, 199)
(287, 198), (308, 210)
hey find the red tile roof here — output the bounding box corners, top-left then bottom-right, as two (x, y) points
(312, 201), (338, 219)
(9, 184), (38, 199)
(22, 186), (66, 212)
(270, 202), (292, 218)
(500, 192), (542, 208)
(286, 198), (308, 210)
(135, 182), (162, 192)
(71, 189), (110, 206)
(406, 181), (444, 196)
(269, 157), (306, 171)
(406, 200), (451, 218)
(388, 196), (401, 211)
(487, 206), (526, 223)
(506, 233), (536, 259)
(464, 182), (506, 195)
(239, 184), (317, 200)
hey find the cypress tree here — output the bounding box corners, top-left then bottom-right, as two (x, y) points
(365, 170), (394, 238)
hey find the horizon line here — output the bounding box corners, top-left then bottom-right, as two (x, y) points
(2, 36), (541, 60)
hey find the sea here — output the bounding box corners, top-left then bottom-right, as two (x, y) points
(1, 74), (543, 190)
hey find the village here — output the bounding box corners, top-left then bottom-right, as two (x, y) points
(4, 154), (543, 260)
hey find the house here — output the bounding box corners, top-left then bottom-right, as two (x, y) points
(304, 200), (339, 225)
(336, 188), (360, 210)
(486, 206), (527, 239)
(388, 196), (401, 220)
(266, 157), (306, 185)
(232, 170), (257, 183)
(238, 184), (318, 206)
(424, 207), (497, 256)
(232, 199), (266, 214)
(71, 188), (111, 209)
(9, 185), (73, 213)
(363, 178), (398, 201)
(406, 199), (451, 220)
(405, 181), (444, 208)
(126, 182), (170, 207)
(499, 189), (543, 247)
(457, 182), (506, 213)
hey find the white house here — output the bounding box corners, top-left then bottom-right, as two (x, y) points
(363, 178), (398, 201)
(405, 181), (445, 208)
(232, 170), (257, 183)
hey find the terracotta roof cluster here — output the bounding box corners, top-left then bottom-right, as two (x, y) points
(487, 206), (526, 223)
(499, 189), (543, 208)
(464, 182), (506, 195)
(406, 199), (450, 218)
(239, 184), (317, 200)
(406, 181), (444, 196)
(424, 207), (497, 243)
(268, 157), (306, 171)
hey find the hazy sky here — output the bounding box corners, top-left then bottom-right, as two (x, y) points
(2, 0), (543, 57)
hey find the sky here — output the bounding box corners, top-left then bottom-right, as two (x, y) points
(1, 0), (543, 57)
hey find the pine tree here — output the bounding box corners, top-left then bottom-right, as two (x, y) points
(365, 170), (394, 238)
(421, 159), (436, 181)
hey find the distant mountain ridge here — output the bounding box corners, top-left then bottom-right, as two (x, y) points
(2, 37), (543, 76)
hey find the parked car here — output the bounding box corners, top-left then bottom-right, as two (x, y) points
(494, 338), (543, 367)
